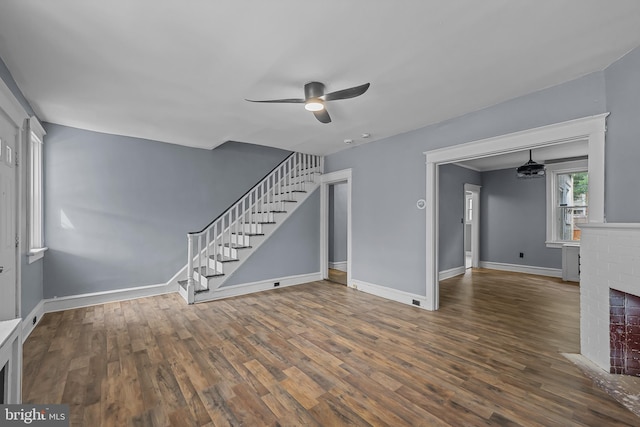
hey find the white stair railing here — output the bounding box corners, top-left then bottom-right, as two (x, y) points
(185, 152), (320, 299)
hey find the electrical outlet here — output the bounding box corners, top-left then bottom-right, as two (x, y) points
(32, 316), (37, 325)
(519, 252), (524, 258)
(412, 299), (421, 306)
(274, 282), (280, 287)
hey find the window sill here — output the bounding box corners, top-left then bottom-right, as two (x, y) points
(545, 241), (580, 249)
(27, 247), (48, 264)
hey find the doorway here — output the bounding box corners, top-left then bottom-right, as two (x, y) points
(327, 181), (348, 284)
(463, 184), (481, 270)
(425, 114), (608, 311)
(320, 169), (352, 287)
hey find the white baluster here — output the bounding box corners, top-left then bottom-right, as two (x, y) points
(221, 215), (225, 257)
(228, 212), (231, 250)
(187, 234), (194, 288)
(299, 153), (303, 191)
(205, 228), (210, 277)
(197, 234), (202, 284)
(235, 204), (240, 245)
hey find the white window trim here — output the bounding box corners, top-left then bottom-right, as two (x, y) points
(27, 116), (47, 264)
(545, 159), (589, 248)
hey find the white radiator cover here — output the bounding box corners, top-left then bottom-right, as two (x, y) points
(579, 223), (640, 371)
(0, 319), (21, 403)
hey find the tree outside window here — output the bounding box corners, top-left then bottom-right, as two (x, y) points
(556, 171), (588, 241)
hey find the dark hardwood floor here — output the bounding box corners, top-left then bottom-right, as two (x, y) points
(23, 269), (639, 426)
(327, 268), (347, 285)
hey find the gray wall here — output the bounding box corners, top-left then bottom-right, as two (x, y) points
(604, 46), (640, 222)
(328, 182), (348, 264)
(0, 55), (42, 316)
(324, 70), (606, 296)
(223, 189), (320, 286)
(438, 164), (481, 271)
(480, 168), (561, 269)
(43, 123), (291, 298)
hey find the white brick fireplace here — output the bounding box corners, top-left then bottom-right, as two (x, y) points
(580, 223), (640, 371)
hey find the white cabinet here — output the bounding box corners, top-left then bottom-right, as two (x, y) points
(562, 243), (580, 282)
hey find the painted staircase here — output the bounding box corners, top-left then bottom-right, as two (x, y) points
(175, 152), (322, 303)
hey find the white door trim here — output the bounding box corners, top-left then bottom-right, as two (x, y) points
(0, 76), (29, 320)
(424, 113), (608, 311)
(320, 169), (352, 286)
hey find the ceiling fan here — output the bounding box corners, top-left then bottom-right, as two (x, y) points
(246, 81), (370, 123)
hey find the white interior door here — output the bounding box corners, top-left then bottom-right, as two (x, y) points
(0, 114), (17, 320)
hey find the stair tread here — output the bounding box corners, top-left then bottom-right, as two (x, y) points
(221, 243), (252, 249)
(193, 266), (224, 276)
(181, 277), (212, 292)
(290, 172), (321, 176)
(274, 190), (306, 195)
(232, 232), (265, 236)
(252, 211), (286, 214)
(179, 279), (210, 287)
(210, 254), (239, 262)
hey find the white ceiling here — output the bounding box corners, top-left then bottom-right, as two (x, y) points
(0, 1), (639, 156)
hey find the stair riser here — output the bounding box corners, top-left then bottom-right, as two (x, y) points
(192, 271), (209, 287)
(207, 259), (224, 272)
(256, 202), (296, 213)
(230, 234), (251, 246)
(241, 223), (263, 234)
(273, 182), (310, 194)
(246, 211), (289, 223)
(246, 212), (277, 223)
(218, 246), (238, 259)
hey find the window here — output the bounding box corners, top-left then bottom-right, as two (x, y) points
(545, 160), (588, 247)
(27, 117), (46, 263)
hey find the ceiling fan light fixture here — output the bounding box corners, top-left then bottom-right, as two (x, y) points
(516, 149), (546, 178)
(304, 99), (324, 112)
(246, 81), (369, 124)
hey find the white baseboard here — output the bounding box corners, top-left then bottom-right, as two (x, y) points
(350, 279), (428, 310)
(328, 261), (347, 272)
(21, 299), (45, 343)
(479, 261), (562, 278)
(44, 282), (178, 314)
(196, 272), (323, 302)
(439, 266), (466, 280)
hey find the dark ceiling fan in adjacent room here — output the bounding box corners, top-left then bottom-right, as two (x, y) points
(246, 81), (370, 123)
(516, 149), (546, 178)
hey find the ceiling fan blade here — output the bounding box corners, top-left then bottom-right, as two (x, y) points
(323, 83), (370, 101)
(245, 98), (305, 103)
(313, 109), (331, 124)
